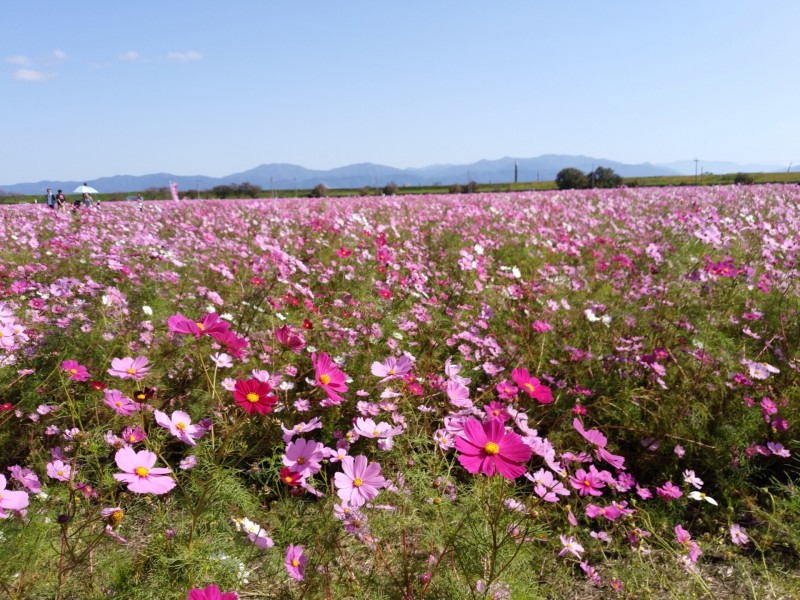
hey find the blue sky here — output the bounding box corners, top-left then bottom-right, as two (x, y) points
(3, 1), (799, 183)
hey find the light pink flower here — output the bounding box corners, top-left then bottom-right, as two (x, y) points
(558, 534), (584, 558)
(47, 459), (72, 482)
(371, 355), (413, 381)
(283, 438), (324, 477)
(285, 544), (307, 581)
(0, 474), (30, 517)
(730, 524), (749, 546)
(103, 389), (137, 416)
(154, 410), (205, 446)
(334, 454), (388, 507)
(108, 356), (151, 380)
(113, 447), (175, 495)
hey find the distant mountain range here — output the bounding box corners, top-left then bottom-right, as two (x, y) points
(1, 155), (794, 195)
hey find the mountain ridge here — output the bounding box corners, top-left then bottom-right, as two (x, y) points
(0, 155), (788, 195)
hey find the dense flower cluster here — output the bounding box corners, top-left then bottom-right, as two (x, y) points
(0, 186), (797, 597)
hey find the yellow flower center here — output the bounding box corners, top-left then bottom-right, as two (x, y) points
(388, 368), (395, 375)
(110, 509), (124, 526)
(353, 477), (363, 487)
(57, 470), (65, 477)
(484, 442), (500, 455)
(291, 559), (299, 567)
(116, 401), (123, 407)
(196, 322), (205, 331)
(320, 374), (331, 385)
(373, 429), (380, 436)
(176, 422), (186, 430)
(135, 466), (149, 477)
(70, 368), (78, 374)
(284, 475), (293, 483)
(126, 368), (137, 375)
(524, 383), (536, 394)
(246, 392), (260, 403)
(296, 457), (306, 465)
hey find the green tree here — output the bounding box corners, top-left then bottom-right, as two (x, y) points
(555, 168), (589, 190)
(588, 166), (623, 188)
(309, 183), (329, 198)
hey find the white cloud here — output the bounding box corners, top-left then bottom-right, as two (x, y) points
(167, 50), (202, 62)
(6, 55), (31, 66)
(52, 49), (68, 61)
(15, 68), (55, 82)
(120, 51), (140, 62)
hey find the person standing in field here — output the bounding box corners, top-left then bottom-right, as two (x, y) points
(46, 188), (56, 209)
(55, 189), (65, 211)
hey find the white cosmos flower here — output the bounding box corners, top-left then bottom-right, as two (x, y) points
(688, 491), (718, 505)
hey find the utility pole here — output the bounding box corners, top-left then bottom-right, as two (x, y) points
(694, 158), (699, 185)
(514, 160), (518, 184)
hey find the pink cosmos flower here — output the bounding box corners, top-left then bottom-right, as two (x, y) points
(483, 401), (510, 423)
(211, 329), (249, 360)
(511, 368), (554, 404)
(283, 438), (324, 477)
(8, 465), (41, 494)
(573, 418), (625, 470)
(334, 454), (388, 507)
(47, 459), (72, 482)
(371, 355), (413, 381)
(353, 417), (402, 439)
(526, 468), (570, 502)
(285, 544), (307, 581)
(455, 418), (532, 480)
(495, 380), (518, 400)
(0, 474), (30, 517)
(121, 425), (146, 445)
(312, 352), (348, 403)
(108, 356), (151, 380)
(113, 447), (176, 495)
(168, 312), (230, 339)
(730, 524), (749, 546)
(656, 480), (683, 501)
(585, 503), (624, 521)
(558, 534), (584, 558)
(61, 360), (91, 382)
(569, 466), (606, 497)
(275, 325), (306, 353)
(446, 379), (472, 408)
(104, 389), (138, 416)
(154, 410), (205, 446)
(187, 584), (238, 600)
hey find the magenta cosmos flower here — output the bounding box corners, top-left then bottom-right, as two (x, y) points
(168, 312), (230, 339)
(454, 418), (532, 480)
(511, 368), (553, 404)
(187, 585), (238, 600)
(0, 474), (30, 517)
(104, 389), (137, 416)
(114, 447), (176, 495)
(312, 352), (348, 403)
(334, 454), (388, 507)
(108, 356), (151, 381)
(285, 544), (307, 581)
(233, 378), (277, 414)
(61, 359), (91, 382)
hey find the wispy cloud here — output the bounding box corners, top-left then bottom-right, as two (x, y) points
(52, 49), (68, 61)
(167, 50), (202, 62)
(15, 68), (55, 82)
(6, 55), (31, 66)
(120, 51), (140, 62)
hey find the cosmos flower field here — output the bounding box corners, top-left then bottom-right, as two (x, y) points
(0, 186), (798, 599)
